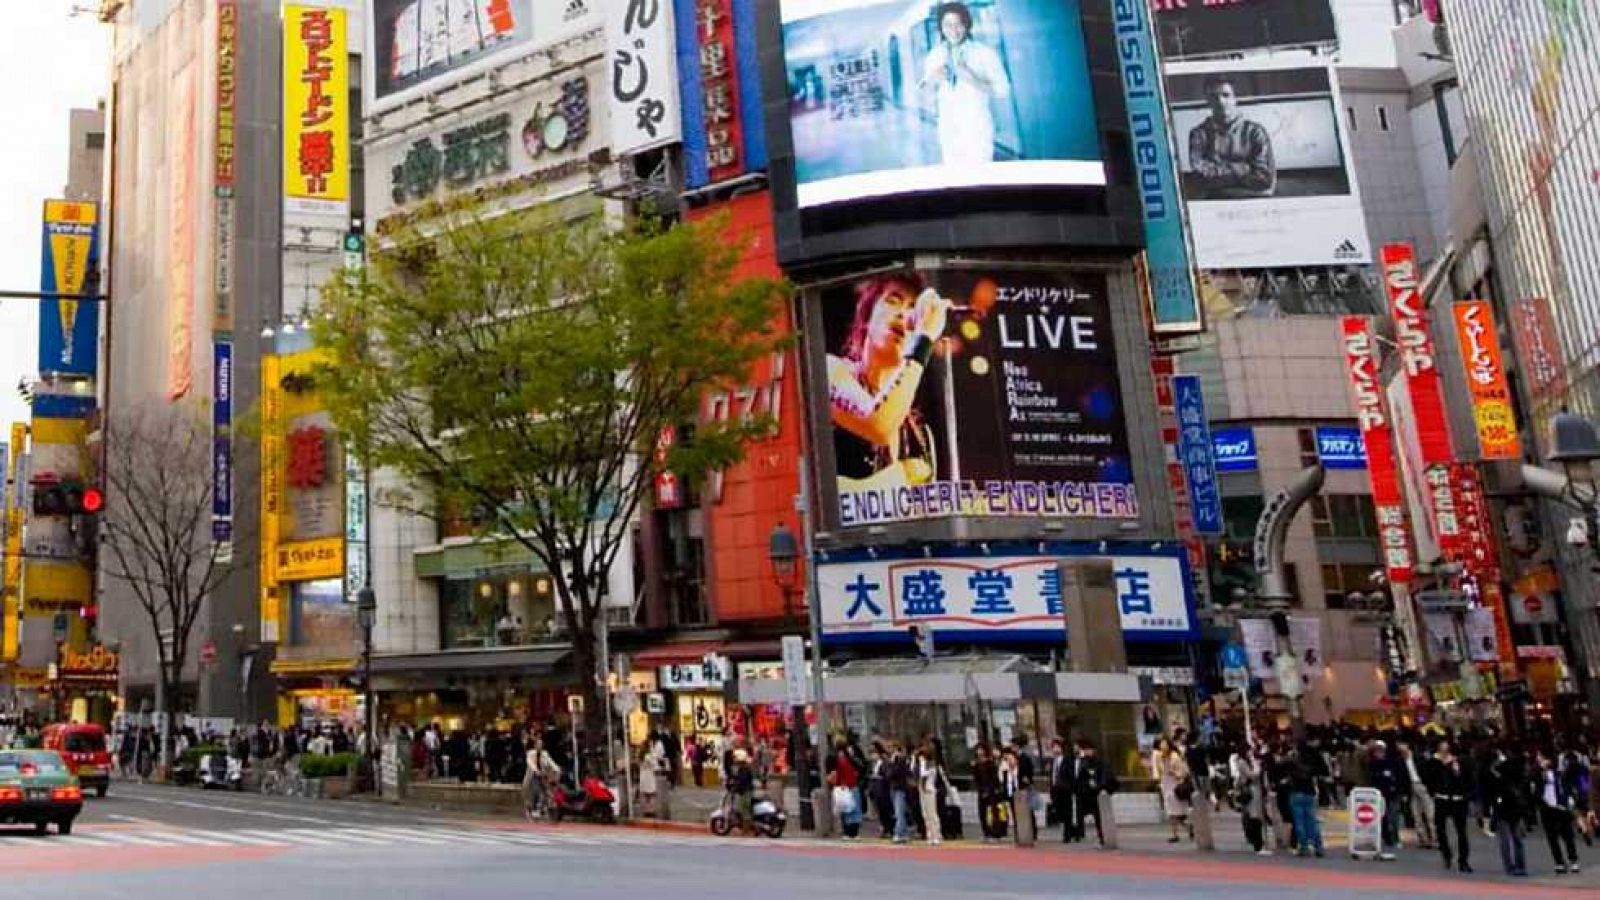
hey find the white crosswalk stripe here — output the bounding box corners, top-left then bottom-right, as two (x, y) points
(0, 823), (773, 853)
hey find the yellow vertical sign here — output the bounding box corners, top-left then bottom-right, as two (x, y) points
(282, 5), (349, 206)
(260, 353), (282, 642)
(3, 422), (25, 660)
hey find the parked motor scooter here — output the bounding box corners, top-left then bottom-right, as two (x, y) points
(548, 776), (617, 824)
(708, 791), (785, 838)
(198, 753), (244, 791)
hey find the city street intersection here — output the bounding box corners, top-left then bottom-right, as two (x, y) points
(0, 783), (1591, 899)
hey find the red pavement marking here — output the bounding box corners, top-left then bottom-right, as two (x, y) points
(0, 844), (287, 875)
(769, 843), (1587, 898)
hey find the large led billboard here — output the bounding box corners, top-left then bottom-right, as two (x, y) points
(779, 0), (1104, 208)
(819, 266), (1136, 528)
(368, 0), (597, 110)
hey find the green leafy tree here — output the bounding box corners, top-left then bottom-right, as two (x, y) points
(313, 207), (787, 744)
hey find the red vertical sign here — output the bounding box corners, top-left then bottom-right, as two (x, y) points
(1382, 243), (1461, 560)
(696, 0), (745, 184)
(1509, 296), (1566, 404)
(1340, 316), (1415, 585)
(1151, 354), (1203, 570)
(1454, 464), (1516, 671)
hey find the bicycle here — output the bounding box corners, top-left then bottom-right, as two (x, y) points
(260, 764), (307, 797)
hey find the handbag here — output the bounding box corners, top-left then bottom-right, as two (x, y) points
(1174, 778), (1196, 804)
(831, 785), (857, 816)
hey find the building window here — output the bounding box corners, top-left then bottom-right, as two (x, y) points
(439, 570), (556, 649)
(1346, 106), (1358, 132)
(1222, 495), (1265, 543)
(85, 131), (104, 150)
(1309, 494), (1378, 539)
(1323, 563), (1381, 609)
(1297, 427), (1319, 467)
(1376, 105), (1391, 131)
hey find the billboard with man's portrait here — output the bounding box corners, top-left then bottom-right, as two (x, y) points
(1164, 63), (1371, 268)
(819, 267), (1136, 528)
(778, 0), (1104, 208)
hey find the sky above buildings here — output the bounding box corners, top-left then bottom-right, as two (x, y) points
(0, 6), (108, 433)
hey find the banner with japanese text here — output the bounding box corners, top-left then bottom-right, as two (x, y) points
(283, 5), (349, 211)
(607, 0), (681, 156)
(818, 543), (1195, 642)
(1173, 375), (1222, 534)
(1382, 242), (1460, 560)
(1452, 301), (1521, 460)
(38, 200), (100, 379)
(1509, 296), (1565, 405)
(1339, 316), (1414, 585)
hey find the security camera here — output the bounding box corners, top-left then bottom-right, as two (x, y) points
(1567, 516), (1590, 548)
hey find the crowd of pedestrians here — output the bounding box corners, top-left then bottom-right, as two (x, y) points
(1172, 724), (1599, 878)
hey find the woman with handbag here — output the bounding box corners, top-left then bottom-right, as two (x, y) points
(974, 743), (1006, 842)
(1230, 742), (1270, 855)
(1153, 737), (1192, 843)
(827, 736), (864, 840)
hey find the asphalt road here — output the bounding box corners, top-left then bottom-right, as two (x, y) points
(0, 782), (1587, 900)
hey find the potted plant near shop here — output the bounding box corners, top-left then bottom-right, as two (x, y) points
(300, 752), (361, 799)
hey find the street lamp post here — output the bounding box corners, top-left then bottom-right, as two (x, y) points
(768, 523), (812, 832)
(356, 586), (377, 770)
(1549, 412), (1600, 553)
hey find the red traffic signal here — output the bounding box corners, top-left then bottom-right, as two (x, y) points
(32, 482), (104, 517)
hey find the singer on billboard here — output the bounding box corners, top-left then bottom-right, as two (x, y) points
(828, 273), (951, 493)
(1187, 75), (1276, 199)
(918, 2), (1011, 165)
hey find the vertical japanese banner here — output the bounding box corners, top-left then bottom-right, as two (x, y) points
(1151, 356), (1204, 570)
(1451, 301), (1522, 460)
(38, 200), (100, 377)
(212, 341), (233, 548)
(1339, 316), (1415, 585)
(1453, 463), (1516, 673)
(2, 423), (23, 661)
(1381, 242), (1459, 559)
(259, 353), (281, 643)
(676, 0), (747, 187)
(1172, 375), (1221, 535)
(607, 0), (682, 156)
(167, 66), (198, 401)
(283, 5), (349, 213)
(214, 1), (237, 556)
(1509, 296), (1566, 407)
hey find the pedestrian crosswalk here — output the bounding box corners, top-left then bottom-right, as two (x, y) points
(0, 824), (759, 853)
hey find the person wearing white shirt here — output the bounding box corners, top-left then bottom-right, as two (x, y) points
(1535, 749), (1582, 874)
(918, 2), (1011, 166)
(1400, 740), (1435, 849)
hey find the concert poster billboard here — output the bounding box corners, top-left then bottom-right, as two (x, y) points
(819, 266), (1135, 528)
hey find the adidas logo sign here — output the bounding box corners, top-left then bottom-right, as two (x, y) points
(1332, 239), (1362, 261)
(564, 0), (589, 21)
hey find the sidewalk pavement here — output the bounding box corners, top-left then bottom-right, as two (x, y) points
(333, 778), (1600, 889)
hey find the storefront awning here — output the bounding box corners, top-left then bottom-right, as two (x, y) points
(732, 654), (1143, 706)
(370, 645), (570, 676)
(630, 640), (726, 667)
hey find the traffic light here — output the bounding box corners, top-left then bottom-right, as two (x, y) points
(32, 482), (104, 517)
